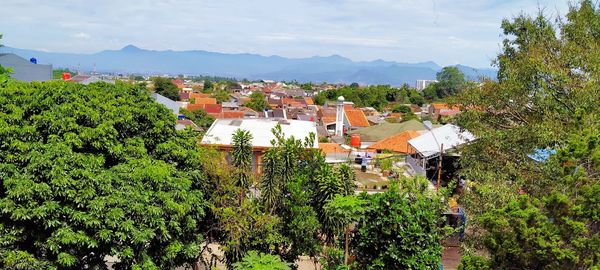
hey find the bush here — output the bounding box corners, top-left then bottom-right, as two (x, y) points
(458, 255), (490, 270)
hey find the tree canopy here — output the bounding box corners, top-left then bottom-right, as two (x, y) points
(0, 80), (208, 269)
(152, 77), (179, 101)
(456, 1), (600, 269)
(245, 92), (270, 112)
(423, 66), (467, 100)
(315, 84), (425, 111)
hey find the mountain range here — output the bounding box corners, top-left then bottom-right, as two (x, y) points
(0, 45), (497, 86)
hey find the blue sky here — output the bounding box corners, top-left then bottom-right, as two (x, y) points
(0, 0), (570, 67)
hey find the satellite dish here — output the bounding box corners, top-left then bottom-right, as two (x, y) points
(29, 57), (37, 64)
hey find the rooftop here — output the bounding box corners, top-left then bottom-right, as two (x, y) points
(408, 124), (476, 158)
(367, 130), (420, 154)
(347, 119), (435, 142)
(201, 118), (319, 148)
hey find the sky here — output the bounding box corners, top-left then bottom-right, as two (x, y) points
(0, 0), (571, 68)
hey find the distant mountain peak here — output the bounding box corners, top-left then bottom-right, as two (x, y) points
(121, 44), (142, 51)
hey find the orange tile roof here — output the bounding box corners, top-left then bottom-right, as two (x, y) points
(344, 109), (370, 127)
(209, 111), (245, 119)
(187, 103), (222, 113)
(432, 103), (460, 111)
(367, 130), (419, 154)
(282, 98), (304, 108)
(194, 97), (217, 105)
(319, 143), (350, 154)
(304, 97), (314, 106)
(190, 93), (212, 99)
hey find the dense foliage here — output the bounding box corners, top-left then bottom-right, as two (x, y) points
(0, 80), (207, 269)
(352, 178), (445, 269)
(245, 91), (270, 112)
(314, 84), (425, 111)
(233, 251), (290, 270)
(180, 107), (216, 130)
(456, 1), (600, 269)
(152, 77), (179, 101)
(423, 66), (468, 100)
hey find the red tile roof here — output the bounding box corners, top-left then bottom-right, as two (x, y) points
(209, 111), (245, 119)
(318, 108), (337, 125)
(367, 130), (419, 153)
(344, 109), (370, 127)
(187, 103), (222, 113)
(432, 103), (460, 111)
(319, 143), (350, 154)
(190, 93), (212, 99)
(304, 97), (315, 106)
(193, 97), (217, 105)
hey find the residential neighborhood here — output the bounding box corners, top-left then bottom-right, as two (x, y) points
(1, 1), (598, 270)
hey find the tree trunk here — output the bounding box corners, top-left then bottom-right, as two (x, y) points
(344, 226), (349, 265)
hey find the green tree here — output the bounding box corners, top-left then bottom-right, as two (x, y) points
(353, 178), (445, 269)
(245, 92), (270, 112)
(0, 34), (12, 82)
(152, 77), (179, 101)
(435, 66), (466, 98)
(392, 104), (412, 113)
(0, 80), (207, 269)
(180, 108), (215, 130)
(231, 129), (253, 204)
(455, 1), (600, 269)
(323, 195), (368, 265)
(233, 251), (290, 270)
(212, 89), (231, 103)
(203, 80), (214, 92)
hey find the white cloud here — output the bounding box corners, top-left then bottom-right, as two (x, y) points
(0, 0), (571, 67)
(72, 32), (91, 39)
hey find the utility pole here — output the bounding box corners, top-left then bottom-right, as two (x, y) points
(437, 143), (443, 191)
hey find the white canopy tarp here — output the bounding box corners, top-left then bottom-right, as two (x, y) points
(407, 124), (475, 158)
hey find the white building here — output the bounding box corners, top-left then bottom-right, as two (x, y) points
(416, 80), (438, 91)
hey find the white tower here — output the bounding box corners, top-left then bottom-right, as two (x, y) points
(335, 96), (345, 136)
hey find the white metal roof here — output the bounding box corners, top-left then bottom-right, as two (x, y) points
(407, 124), (475, 158)
(201, 118), (319, 148)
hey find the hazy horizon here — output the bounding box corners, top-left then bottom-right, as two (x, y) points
(1, 0), (570, 68)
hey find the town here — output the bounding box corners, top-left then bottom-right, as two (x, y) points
(0, 1), (598, 270)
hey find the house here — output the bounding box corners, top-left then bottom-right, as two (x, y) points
(361, 107), (379, 116)
(343, 108), (370, 130)
(152, 92), (180, 115)
(282, 98), (304, 108)
(304, 97), (315, 106)
(194, 97), (217, 105)
(201, 118), (318, 172)
(318, 107), (337, 131)
(176, 119), (202, 132)
(367, 130), (420, 154)
(366, 115), (386, 125)
(188, 103), (222, 114)
(209, 110), (245, 119)
(406, 124), (476, 176)
(222, 101), (240, 111)
(69, 75), (114, 85)
(240, 107), (259, 118)
(179, 92), (212, 101)
(0, 53), (52, 82)
(428, 103), (461, 120)
(319, 143), (351, 163)
(264, 108), (287, 119)
(347, 119), (436, 148)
